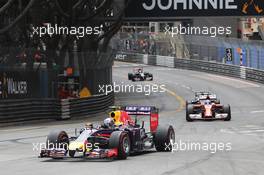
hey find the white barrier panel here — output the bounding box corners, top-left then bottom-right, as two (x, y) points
(166, 56), (175, 68)
(143, 54), (148, 64)
(156, 55), (174, 68)
(240, 67), (246, 79)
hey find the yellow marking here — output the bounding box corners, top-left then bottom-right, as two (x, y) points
(149, 82), (186, 112)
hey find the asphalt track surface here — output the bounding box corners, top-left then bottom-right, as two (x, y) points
(1, 61), (264, 175)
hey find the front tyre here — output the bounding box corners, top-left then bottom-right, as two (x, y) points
(69, 150), (75, 158)
(46, 130), (69, 159)
(128, 73), (133, 80)
(109, 131), (130, 160)
(186, 105), (194, 122)
(154, 125), (175, 152)
(224, 105), (231, 121)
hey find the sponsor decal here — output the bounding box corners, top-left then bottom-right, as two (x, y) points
(125, 0), (264, 18)
(0, 72), (28, 99)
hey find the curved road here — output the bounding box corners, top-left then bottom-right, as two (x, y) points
(1, 62), (264, 175)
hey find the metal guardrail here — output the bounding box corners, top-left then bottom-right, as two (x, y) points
(117, 52), (264, 84)
(69, 93), (114, 118)
(0, 93), (114, 123)
(0, 99), (61, 123)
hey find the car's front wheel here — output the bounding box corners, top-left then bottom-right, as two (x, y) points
(46, 130), (69, 159)
(109, 131), (130, 159)
(154, 125), (175, 152)
(224, 105), (231, 121)
(69, 150), (75, 158)
(186, 105), (194, 122)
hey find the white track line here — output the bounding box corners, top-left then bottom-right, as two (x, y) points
(250, 110), (264, 114)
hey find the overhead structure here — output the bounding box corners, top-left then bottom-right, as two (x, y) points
(123, 0), (264, 21)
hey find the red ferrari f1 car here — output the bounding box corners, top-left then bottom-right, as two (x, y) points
(39, 106), (175, 160)
(186, 92), (231, 122)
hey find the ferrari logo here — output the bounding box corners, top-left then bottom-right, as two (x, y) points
(242, 0), (263, 14)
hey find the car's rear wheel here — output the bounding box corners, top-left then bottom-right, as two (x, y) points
(154, 125), (175, 152)
(215, 99), (221, 104)
(109, 131), (130, 160)
(224, 105), (231, 121)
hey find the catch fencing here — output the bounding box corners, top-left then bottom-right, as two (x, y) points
(117, 33), (264, 70)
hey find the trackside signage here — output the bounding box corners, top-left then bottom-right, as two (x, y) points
(125, 0), (264, 19)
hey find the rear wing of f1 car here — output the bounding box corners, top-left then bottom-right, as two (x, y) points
(121, 106), (158, 115)
(121, 106), (159, 133)
(195, 92), (217, 100)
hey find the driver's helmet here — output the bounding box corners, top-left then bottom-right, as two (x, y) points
(103, 118), (114, 128)
(85, 122), (93, 129)
(206, 95), (210, 100)
(205, 100), (211, 105)
(138, 69), (142, 73)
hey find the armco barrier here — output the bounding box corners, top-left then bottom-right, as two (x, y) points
(117, 52), (264, 84)
(246, 68), (264, 84)
(0, 93), (114, 123)
(0, 99), (61, 123)
(68, 93), (114, 118)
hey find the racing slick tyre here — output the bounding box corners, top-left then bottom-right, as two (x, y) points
(46, 130), (69, 159)
(215, 99), (221, 104)
(109, 131), (130, 160)
(128, 73), (133, 80)
(154, 125), (175, 152)
(149, 75), (153, 81)
(223, 105), (231, 121)
(69, 150), (75, 158)
(186, 105), (194, 122)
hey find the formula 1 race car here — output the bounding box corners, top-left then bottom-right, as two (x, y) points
(128, 67), (153, 81)
(39, 106), (175, 160)
(186, 92), (231, 122)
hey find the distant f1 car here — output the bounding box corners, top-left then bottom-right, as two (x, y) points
(128, 67), (153, 81)
(186, 92), (231, 122)
(40, 106), (175, 160)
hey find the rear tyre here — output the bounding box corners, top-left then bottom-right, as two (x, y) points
(223, 105), (231, 121)
(154, 125), (175, 152)
(186, 105), (194, 122)
(215, 99), (221, 104)
(109, 131), (130, 160)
